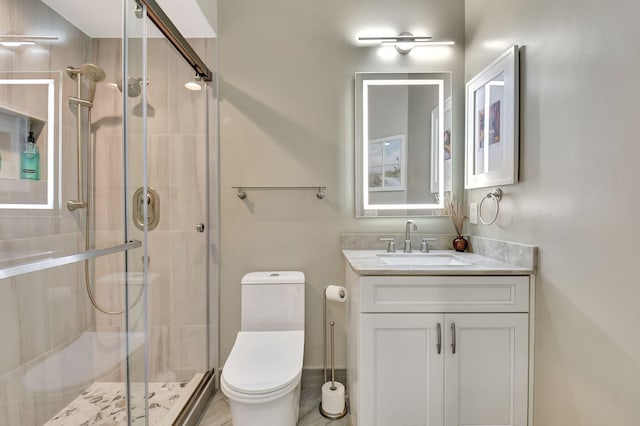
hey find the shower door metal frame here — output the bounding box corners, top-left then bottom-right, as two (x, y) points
(135, 0), (213, 82)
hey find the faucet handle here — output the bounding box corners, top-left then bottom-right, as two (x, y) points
(380, 237), (396, 253)
(420, 237), (437, 253)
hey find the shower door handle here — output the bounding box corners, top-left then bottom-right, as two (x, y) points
(133, 187), (160, 231)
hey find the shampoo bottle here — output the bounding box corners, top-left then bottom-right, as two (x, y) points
(20, 131), (40, 180)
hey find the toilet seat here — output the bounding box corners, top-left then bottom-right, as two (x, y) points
(221, 330), (304, 401)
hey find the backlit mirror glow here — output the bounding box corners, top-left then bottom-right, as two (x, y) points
(0, 77), (56, 209)
(355, 72), (452, 217)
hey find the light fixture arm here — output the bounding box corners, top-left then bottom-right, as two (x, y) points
(357, 32), (455, 54)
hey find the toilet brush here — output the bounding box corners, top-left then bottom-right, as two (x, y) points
(320, 286), (348, 419)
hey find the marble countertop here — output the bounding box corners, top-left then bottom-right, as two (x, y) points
(342, 249), (534, 276)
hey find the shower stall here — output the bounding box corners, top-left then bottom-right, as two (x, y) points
(0, 0), (219, 424)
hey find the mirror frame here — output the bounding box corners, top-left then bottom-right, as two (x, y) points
(355, 73), (450, 217)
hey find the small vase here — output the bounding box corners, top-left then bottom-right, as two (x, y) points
(452, 235), (468, 252)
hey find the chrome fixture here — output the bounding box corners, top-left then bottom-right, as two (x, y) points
(321, 286), (349, 420)
(358, 32), (455, 54)
(451, 322), (457, 354)
(117, 76), (144, 97)
(66, 63), (106, 211)
(133, 186), (161, 231)
(479, 188), (503, 225)
(404, 220), (417, 253)
(67, 63), (106, 108)
(420, 237), (437, 253)
(0, 240), (141, 280)
(66, 63), (126, 316)
(380, 237), (396, 253)
(232, 186), (326, 200)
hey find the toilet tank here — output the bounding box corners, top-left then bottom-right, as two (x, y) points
(241, 271), (305, 331)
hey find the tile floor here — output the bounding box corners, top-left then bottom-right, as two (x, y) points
(197, 371), (351, 426)
(44, 374), (202, 425)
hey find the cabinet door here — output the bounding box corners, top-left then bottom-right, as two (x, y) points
(361, 314), (444, 426)
(444, 314), (529, 426)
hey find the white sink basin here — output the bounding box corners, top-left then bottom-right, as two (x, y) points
(376, 252), (471, 267)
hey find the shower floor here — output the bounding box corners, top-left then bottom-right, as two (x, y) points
(44, 374), (203, 425)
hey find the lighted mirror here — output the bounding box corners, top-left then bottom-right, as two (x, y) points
(355, 72), (452, 217)
(0, 74), (57, 209)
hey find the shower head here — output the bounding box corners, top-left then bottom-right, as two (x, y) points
(81, 63), (106, 82)
(81, 63), (106, 103)
(117, 77), (143, 98)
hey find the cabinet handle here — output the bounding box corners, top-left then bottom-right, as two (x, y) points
(436, 323), (442, 354)
(451, 322), (457, 354)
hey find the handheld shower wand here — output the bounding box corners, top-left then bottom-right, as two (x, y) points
(82, 63), (106, 104)
(66, 63), (128, 316)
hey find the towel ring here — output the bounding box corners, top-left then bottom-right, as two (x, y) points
(479, 188), (503, 225)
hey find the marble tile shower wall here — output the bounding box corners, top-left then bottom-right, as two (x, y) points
(91, 38), (211, 384)
(0, 0), (98, 424)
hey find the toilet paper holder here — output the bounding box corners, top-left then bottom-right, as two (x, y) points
(320, 285), (349, 419)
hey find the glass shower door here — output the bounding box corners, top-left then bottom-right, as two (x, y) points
(123, 0), (150, 423)
(141, 17), (212, 426)
(122, 1), (212, 424)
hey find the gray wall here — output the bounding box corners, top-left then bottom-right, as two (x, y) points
(465, 0), (640, 424)
(219, 0), (465, 368)
(368, 84), (408, 205)
(407, 84), (437, 204)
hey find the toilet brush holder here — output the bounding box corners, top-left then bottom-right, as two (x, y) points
(319, 303), (348, 419)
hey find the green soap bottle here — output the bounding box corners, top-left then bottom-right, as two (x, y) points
(20, 131), (40, 180)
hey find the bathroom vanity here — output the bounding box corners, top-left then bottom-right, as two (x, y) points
(342, 244), (536, 426)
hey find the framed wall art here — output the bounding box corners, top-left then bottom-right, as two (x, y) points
(465, 45), (519, 189)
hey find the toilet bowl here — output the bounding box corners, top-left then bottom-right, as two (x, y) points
(221, 330), (304, 425)
(221, 271), (305, 426)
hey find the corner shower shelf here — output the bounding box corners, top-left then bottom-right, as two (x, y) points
(232, 186), (326, 200)
(0, 240), (141, 280)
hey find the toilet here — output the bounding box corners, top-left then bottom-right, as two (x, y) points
(221, 271), (305, 426)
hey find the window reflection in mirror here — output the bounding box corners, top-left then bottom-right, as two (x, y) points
(355, 72), (452, 217)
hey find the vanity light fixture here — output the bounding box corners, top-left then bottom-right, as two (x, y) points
(0, 35), (58, 48)
(358, 32), (454, 54)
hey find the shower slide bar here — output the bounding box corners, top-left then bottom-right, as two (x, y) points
(0, 240), (141, 280)
(138, 0), (213, 82)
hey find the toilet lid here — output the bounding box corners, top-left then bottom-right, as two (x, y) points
(222, 330), (304, 395)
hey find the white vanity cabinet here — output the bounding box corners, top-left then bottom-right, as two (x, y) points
(346, 269), (533, 426)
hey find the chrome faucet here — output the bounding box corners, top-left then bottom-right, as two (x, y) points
(404, 220), (417, 252)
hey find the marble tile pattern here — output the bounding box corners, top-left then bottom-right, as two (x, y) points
(44, 376), (202, 426)
(468, 235), (538, 271)
(341, 232), (537, 274)
(342, 249), (534, 276)
(198, 370), (351, 426)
